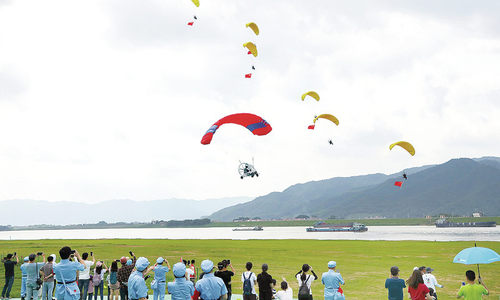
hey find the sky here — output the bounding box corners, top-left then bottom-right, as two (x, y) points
(0, 0), (499, 203)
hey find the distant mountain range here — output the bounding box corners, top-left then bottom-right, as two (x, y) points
(3, 157), (499, 226)
(0, 197), (251, 226)
(208, 157), (500, 221)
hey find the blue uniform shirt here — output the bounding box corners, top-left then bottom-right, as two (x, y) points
(195, 273), (227, 300)
(21, 263), (29, 277)
(168, 278), (195, 300)
(154, 265), (169, 282)
(321, 270), (344, 298)
(128, 270), (148, 300)
(53, 259), (85, 300)
(25, 262), (47, 284)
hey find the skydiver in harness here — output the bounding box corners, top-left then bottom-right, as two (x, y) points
(402, 173), (408, 180)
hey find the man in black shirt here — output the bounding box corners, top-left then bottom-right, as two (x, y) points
(256, 264), (273, 300)
(214, 260), (235, 300)
(2, 253), (19, 299)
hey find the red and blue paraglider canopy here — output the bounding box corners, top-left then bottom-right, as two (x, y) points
(201, 113), (272, 145)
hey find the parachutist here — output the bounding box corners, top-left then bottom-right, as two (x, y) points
(403, 173), (408, 180)
(328, 139), (333, 145)
(252, 66), (255, 70)
(239, 161), (258, 179)
(194, 15), (197, 20)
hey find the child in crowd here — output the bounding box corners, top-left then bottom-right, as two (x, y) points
(275, 279), (293, 300)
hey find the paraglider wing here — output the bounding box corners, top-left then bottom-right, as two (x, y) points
(245, 22), (260, 35)
(301, 91), (320, 101)
(313, 114), (339, 126)
(243, 42), (258, 57)
(201, 113), (272, 145)
(389, 141), (415, 156)
(191, 0), (200, 7)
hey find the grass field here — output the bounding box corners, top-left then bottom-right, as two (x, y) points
(1, 239), (499, 300)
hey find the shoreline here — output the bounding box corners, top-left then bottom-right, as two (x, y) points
(2, 216), (499, 231)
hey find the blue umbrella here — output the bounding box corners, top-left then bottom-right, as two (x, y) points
(453, 245), (500, 280)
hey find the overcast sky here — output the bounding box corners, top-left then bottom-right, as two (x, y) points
(0, 0), (499, 203)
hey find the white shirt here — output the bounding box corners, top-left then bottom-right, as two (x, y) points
(296, 274), (314, 295)
(79, 261), (94, 280)
(423, 273), (442, 290)
(241, 271), (257, 295)
(275, 288), (293, 300)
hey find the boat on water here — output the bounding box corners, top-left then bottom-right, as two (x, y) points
(232, 226), (264, 231)
(435, 218), (496, 228)
(306, 222), (368, 232)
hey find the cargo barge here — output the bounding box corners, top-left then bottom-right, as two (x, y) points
(306, 222), (368, 232)
(232, 226), (264, 231)
(435, 219), (496, 228)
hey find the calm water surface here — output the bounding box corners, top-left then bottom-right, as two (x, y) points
(0, 226), (499, 241)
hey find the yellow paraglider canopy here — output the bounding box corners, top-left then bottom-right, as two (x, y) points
(243, 42), (258, 57)
(389, 141), (415, 156)
(191, 0), (200, 7)
(313, 114), (339, 126)
(301, 91), (320, 101)
(246, 22), (260, 35)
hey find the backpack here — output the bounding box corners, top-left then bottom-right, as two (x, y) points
(92, 271), (102, 286)
(242, 272), (253, 295)
(298, 275), (311, 296)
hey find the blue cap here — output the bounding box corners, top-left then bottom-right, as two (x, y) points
(156, 257), (164, 264)
(328, 261), (336, 268)
(201, 259), (214, 273)
(173, 262), (186, 278)
(136, 257), (150, 272)
(126, 259), (132, 266)
(24, 256), (29, 262)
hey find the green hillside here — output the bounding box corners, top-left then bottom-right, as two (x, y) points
(209, 158), (500, 221)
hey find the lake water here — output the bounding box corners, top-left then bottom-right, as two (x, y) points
(1, 226), (499, 241)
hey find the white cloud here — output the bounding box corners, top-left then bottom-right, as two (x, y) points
(0, 0), (499, 203)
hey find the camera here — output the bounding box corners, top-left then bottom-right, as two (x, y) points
(90, 251), (93, 256)
(217, 262), (224, 270)
(129, 251), (133, 256)
(14, 252), (16, 256)
(37, 252), (43, 256)
(36, 278), (43, 289)
(227, 259), (230, 264)
(71, 250), (76, 254)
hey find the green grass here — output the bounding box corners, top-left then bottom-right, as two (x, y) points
(1, 239), (499, 300)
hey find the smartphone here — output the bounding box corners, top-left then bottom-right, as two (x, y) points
(91, 252), (93, 256)
(227, 259), (230, 264)
(129, 251), (133, 256)
(144, 275), (150, 280)
(37, 252), (43, 256)
(14, 252), (16, 256)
